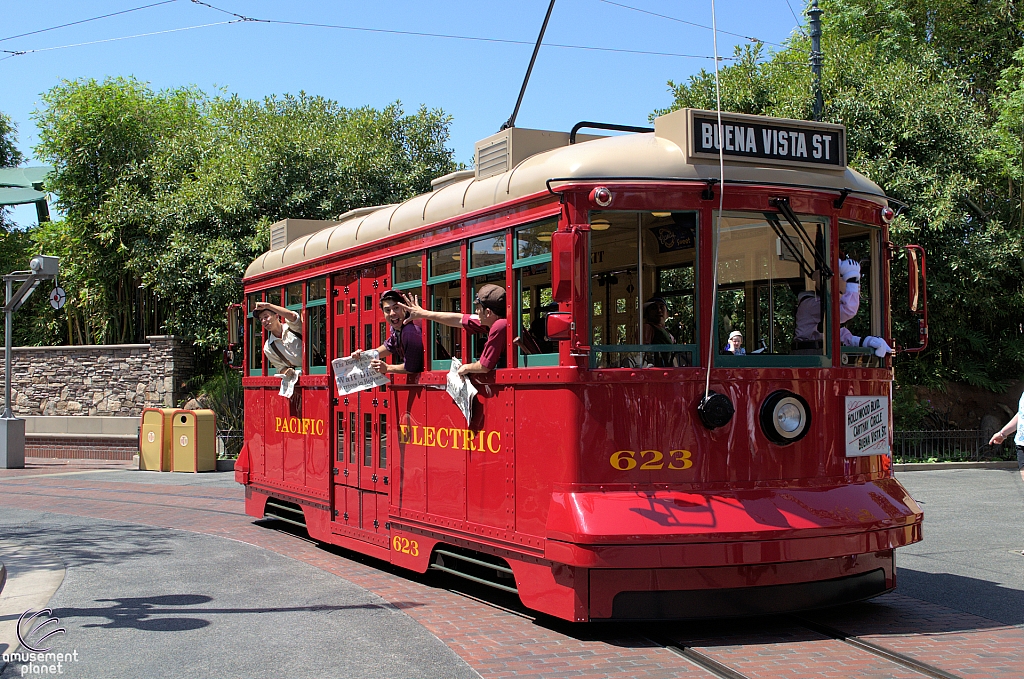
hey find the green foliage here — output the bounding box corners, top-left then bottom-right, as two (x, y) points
(29, 78), (458, 350)
(0, 111), (23, 169)
(0, 110), (26, 232)
(655, 0), (1024, 401)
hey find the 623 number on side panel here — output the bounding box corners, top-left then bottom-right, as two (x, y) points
(610, 449), (693, 471)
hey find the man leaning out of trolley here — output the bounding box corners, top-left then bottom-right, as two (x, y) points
(397, 284), (507, 376)
(350, 290), (424, 374)
(254, 301), (303, 376)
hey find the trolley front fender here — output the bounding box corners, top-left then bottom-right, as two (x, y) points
(544, 479), (922, 546)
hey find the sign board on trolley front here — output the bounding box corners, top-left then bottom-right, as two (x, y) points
(672, 109), (847, 171)
(845, 396), (890, 457)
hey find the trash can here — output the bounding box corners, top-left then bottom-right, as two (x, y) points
(139, 408), (176, 471)
(171, 409), (217, 472)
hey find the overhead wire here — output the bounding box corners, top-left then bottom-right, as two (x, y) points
(783, 0), (810, 37)
(597, 0), (787, 48)
(1, 21), (239, 57)
(1, 0), (740, 62)
(0, 0), (179, 43)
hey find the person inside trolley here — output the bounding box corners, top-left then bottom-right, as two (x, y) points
(723, 330), (745, 355)
(254, 301), (302, 376)
(642, 297), (676, 366)
(351, 290), (424, 374)
(398, 283), (507, 376)
(793, 258), (893, 357)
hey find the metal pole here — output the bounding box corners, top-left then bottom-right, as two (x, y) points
(4, 277), (12, 419)
(808, 0), (824, 122)
(500, 0), (557, 131)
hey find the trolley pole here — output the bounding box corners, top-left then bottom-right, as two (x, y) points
(809, 0), (824, 122)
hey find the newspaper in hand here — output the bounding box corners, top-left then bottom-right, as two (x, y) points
(446, 358), (477, 427)
(332, 351), (388, 396)
(278, 369), (301, 398)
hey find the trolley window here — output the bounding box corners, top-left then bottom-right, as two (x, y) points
(427, 243), (463, 370)
(714, 211), (830, 367)
(839, 221), (883, 368)
(589, 211), (698, 368)
(393, 253), (423, 291)
(247, 292), (263, 376)
(306, 277), (327, 374)
(468, 233), (507, 368)
(514, 219), (557, 367)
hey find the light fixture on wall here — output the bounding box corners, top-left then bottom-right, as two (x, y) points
(537, 230), (555, 242)
(590, 219), (611, 231)
(651, 212), (671, 218)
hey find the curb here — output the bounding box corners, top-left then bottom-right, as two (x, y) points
(894, 461), (1019, 472)
(216, 459), (235, 472)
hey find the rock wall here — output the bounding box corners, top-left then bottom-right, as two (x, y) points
(0, 336), (194, 417)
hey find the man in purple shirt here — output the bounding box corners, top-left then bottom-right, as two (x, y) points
(398, 284), (507, 376)
(351, 290), (423, 374)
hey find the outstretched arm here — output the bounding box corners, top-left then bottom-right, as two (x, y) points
(990, 414), (1020, 446)
(396, 293), (464, 329)
(254, 301), (299, 323)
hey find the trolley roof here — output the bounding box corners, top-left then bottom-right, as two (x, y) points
(245, 108), (887, 280)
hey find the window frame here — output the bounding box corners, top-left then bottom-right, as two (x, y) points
(588, 210), (700, 369)
(305, 277), (328, 375)
(513, 219), (557, 367)
(712, 210), (832, 368)
(427, 243), (465, 371)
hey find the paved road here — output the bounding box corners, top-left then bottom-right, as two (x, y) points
(0, 463), (1021, 679)
(895, 467), (1024, 624)
(0, 468), (475, 679)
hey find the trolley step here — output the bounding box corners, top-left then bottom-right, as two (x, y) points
(429, 547), (518, 595)
(264, 499), (307, 528)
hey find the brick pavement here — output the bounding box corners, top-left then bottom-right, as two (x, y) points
(2, 458), (1022, 679)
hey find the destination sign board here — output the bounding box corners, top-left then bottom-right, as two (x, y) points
(685, 110), (846, 169)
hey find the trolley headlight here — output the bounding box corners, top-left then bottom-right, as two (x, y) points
(760, 391), (811, 445)
(880, 206), (895, 224)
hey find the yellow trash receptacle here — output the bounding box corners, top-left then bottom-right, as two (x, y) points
(139, 408), (176, 471)
(171, 409), (217, 472)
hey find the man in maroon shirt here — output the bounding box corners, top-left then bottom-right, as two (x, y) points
(398, 284), (507, 377)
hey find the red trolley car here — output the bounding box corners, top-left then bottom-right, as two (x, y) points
(231, 108), (925, 621)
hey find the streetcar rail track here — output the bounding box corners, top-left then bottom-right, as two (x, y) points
(651, 618), (966, 679)
(793, 617), (964, 679)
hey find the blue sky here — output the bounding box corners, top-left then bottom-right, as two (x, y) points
(2, 0), (806, 227)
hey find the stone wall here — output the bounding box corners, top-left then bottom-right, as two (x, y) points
(0, 336), (194, 417)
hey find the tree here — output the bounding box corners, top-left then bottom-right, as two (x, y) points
(654, 0), (1024, 407)
(31, 78), (459, 349)
(0, 110), (26, 233)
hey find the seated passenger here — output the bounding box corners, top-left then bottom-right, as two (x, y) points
(515, 302), (557, 355)
(254, 301), (302, 377)
(351, 290), (424, 374)
(398, 284), (507, 376)
(723, 330), (745, 355)
(643, 297), (676, 367)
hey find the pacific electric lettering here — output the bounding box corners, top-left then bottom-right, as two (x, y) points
(275, 417), (325, 436)
(399, 425), (501, 454)
(692, 116), (844, 167)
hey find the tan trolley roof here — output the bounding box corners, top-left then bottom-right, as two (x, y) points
(245, 108), (887, 280)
